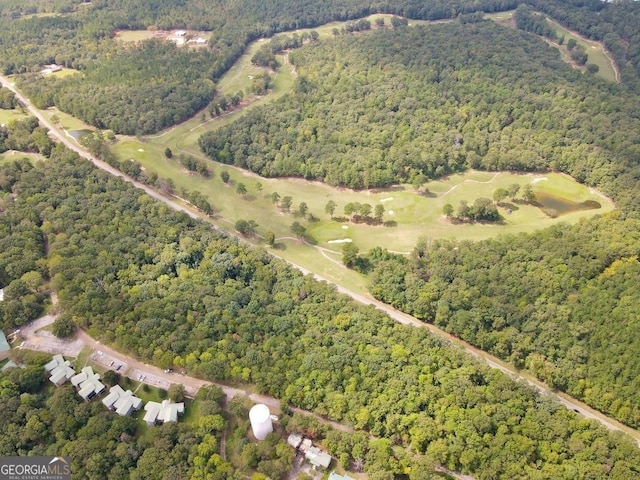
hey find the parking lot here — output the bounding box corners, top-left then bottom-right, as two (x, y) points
(129, 368), (172, 390)
(19, 329), (84, 357)
(90, 350), (128, 373)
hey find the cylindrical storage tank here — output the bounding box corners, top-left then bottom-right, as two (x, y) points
(249, 403), (273, 440)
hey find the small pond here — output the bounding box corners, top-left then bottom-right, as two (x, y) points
(68, 129), (92, 140)
(535, 192), (601, 217)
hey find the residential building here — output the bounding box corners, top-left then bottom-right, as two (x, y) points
(46, 354), (76, 386)
(143, 399), (184, 425)
(75, 368), (105, 400)
(306, 446), (332, 469)
(102, 385), (143, 416)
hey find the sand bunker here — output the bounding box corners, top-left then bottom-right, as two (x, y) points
(328, 238), (353, 244)
(532, 177), (548, 183)
(138, 148), (145, 152)
(380, 197), (394, 203)
(342, 225), (349, 229)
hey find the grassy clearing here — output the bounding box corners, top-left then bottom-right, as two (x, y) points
(0, 151), (45, 165)
(543, 17), (617, 82)
(484, 10), (515, 23)
(45, 107), (96, 133)
(114, 30), (157, 43)
(0, 108), (28, 125)
(74, 346), (93, 369)
(48, 68), (80, 79)
(181, 397), (200, 425)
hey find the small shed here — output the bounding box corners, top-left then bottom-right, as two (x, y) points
(299, 438), (313, 453)
(287, 433), (303, 449)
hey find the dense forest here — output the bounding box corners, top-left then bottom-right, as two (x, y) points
(0, 115), (57, 331)
(19, 41), (216, 135)
(367, 215), (640, 428)
(2, 0), (639, 133)
(200, 21), (640, 215)
(2, 151), (640, 478)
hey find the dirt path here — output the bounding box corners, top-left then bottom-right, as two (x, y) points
(439, 171), (501, 198)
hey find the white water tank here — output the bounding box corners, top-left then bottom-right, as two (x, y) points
(249, 403), (273, 440)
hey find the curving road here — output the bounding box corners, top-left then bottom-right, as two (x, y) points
(3, 75), (639, 447)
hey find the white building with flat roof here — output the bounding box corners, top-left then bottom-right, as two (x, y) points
(143, 399), (184, 425)
(102, 385), (142, 416)
(71, 366), (95, 387)
(75, 368), (105, 401)
(46, 355), (75, 386)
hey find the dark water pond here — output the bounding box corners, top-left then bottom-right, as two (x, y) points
(68, 129), (92, 140)
(536, 192), (601, 216)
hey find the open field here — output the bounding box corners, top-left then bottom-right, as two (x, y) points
(47, 67), (80, 79)
(0, 108), (28, 125)
(114, 30), (157, 43)
(484, 10), (515, 23)
(44, 106), (96, 134)
(0, 151), (44, 165)
(544, 17), (617, 82)
(114, 29), (211, 48)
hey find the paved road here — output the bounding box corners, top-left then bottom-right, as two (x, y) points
(3, 76), (639, 447)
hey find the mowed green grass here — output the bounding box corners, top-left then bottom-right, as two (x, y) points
(114, 30), (157, 43)
(45, 107), (96, 132)
(484, 11), (515, 23)
(544, 17), (617, 83)
(484, 10), (616, 82)
(0, 151), (44, 165)
(0, 108), (28, 125)
(48, 67), (80, 79)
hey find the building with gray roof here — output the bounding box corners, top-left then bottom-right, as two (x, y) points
(143, 399), (185, 425)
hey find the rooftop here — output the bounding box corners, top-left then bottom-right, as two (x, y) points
(306, 446), (332, 469)
(71, 366), (96, 387)
(44, 354), (66, 372)
(77, 369), (105, 399)
(143, 399), (184, 425)
(0, 330), (9, 352)
(329, 473), (355, 480)
(103, 385), (142, 415)
(287, 433), (303, 449)
(47, 355), (76, 386)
